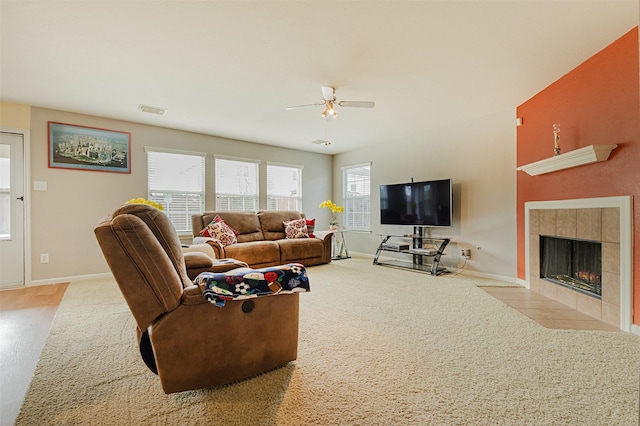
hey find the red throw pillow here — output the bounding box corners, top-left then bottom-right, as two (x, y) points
(305, 218), (316, 238)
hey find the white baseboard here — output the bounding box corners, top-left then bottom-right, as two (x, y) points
(454, 269), (520, 284)
(29, 272), (113, 287)
(631, 324), (640, 336)
(350, 251), (374, 259)
(350, 251), (518, 284)
(515, 277), (528, 288)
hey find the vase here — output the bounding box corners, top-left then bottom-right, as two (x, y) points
(553, 123), (561, 156)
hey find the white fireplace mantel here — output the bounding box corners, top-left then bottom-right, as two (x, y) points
(516, 144), (618, 176)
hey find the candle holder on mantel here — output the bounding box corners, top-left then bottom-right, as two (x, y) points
(553, 124), (561, 156)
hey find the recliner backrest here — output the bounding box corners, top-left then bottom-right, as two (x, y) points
(258, 210), (303, 241)
(95, 204), (190, 331)
(194, 211), (264, 242)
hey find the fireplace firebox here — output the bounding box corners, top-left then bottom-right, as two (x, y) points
(539, 235), (602, 298)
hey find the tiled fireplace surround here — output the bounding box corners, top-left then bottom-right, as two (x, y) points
(524, 197), (633, 331)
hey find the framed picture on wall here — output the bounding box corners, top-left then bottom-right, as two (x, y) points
(48, 121), (131, 173)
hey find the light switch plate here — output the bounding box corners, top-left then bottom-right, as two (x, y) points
(34, 181), (47, 191)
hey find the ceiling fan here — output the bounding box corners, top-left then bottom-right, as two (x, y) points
(286, 86), (375, 121)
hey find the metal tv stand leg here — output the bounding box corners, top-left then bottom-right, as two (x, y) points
(430, 239), (450, 275)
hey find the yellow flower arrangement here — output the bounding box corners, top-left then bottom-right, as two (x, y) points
(319, 200), (344, 228)
(319, 199), (344, 213)
(125, 198), (164, 210)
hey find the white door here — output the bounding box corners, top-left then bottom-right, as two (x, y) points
(0, 132), (25, 289)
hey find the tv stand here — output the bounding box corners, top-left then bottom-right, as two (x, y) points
(373, 227), (450, 276)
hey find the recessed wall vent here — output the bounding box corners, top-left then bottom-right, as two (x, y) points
(138, 104), (167, 116)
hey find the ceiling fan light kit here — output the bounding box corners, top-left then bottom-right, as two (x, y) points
(287, 86), (374, 121)
(321, 101), (337, 120)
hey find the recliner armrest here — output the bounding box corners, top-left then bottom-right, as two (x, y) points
(183, 251), (214, 269)
(313, 231), (334, 263)
(181, 285), (208, 305)
(192, 236), (225, 258)
(182, 243), (216, 259)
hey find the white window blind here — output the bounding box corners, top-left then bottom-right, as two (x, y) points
(343, 163), (371, 230)
(215, 157), (259, 211)
(267, 163), (302, 211)
(146, 148), (205, 233)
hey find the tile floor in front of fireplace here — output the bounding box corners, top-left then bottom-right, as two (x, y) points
(481, 286), (619, 331)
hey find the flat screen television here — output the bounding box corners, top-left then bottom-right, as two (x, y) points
(380, 178), (452, 227)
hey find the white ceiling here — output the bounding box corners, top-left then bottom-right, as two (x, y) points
(1, 1), (638, 154)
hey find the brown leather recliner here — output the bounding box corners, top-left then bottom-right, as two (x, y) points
(94, 203), (300, 394)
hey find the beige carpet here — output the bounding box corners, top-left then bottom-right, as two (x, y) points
(17, 257), (640, 425)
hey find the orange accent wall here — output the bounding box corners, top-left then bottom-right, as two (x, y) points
(516, 27), (640, 323)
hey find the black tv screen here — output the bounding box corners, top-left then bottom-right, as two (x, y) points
(380, 179), (452, 227)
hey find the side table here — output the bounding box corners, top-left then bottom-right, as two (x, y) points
(331, 230), (350, 260)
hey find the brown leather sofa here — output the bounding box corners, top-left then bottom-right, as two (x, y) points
(94, 204), (301, 394)
(191, 210), (332, 268)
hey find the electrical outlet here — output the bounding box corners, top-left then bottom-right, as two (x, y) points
(460, 248), (471, 259)
(40, 253), (49, 264)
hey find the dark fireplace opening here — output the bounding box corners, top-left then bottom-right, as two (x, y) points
(539, 235), (602, 298)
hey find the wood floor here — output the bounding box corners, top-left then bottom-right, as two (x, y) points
(0, 283), (69, 426)
(0, 282), (618, 425)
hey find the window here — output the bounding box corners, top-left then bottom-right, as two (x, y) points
(215, 156), (259, 211)
(343, 163), (371, 230)
(267, 163), (302, 211)
(0, 146), (10, 239)
(146, 148), (205, 234)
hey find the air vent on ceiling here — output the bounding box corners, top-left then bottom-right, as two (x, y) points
(138, 104), (167, 115)
(312, 139), (331, 146)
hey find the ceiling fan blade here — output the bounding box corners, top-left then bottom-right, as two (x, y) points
(285, 103), (324, 110)
(321, 86), (335, 101)
(338, 101), (375, 108)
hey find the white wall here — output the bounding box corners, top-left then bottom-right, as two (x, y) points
(333, 109), (518, 280)
(27, 106), (517, 282)
(29, 107), (332, 282)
